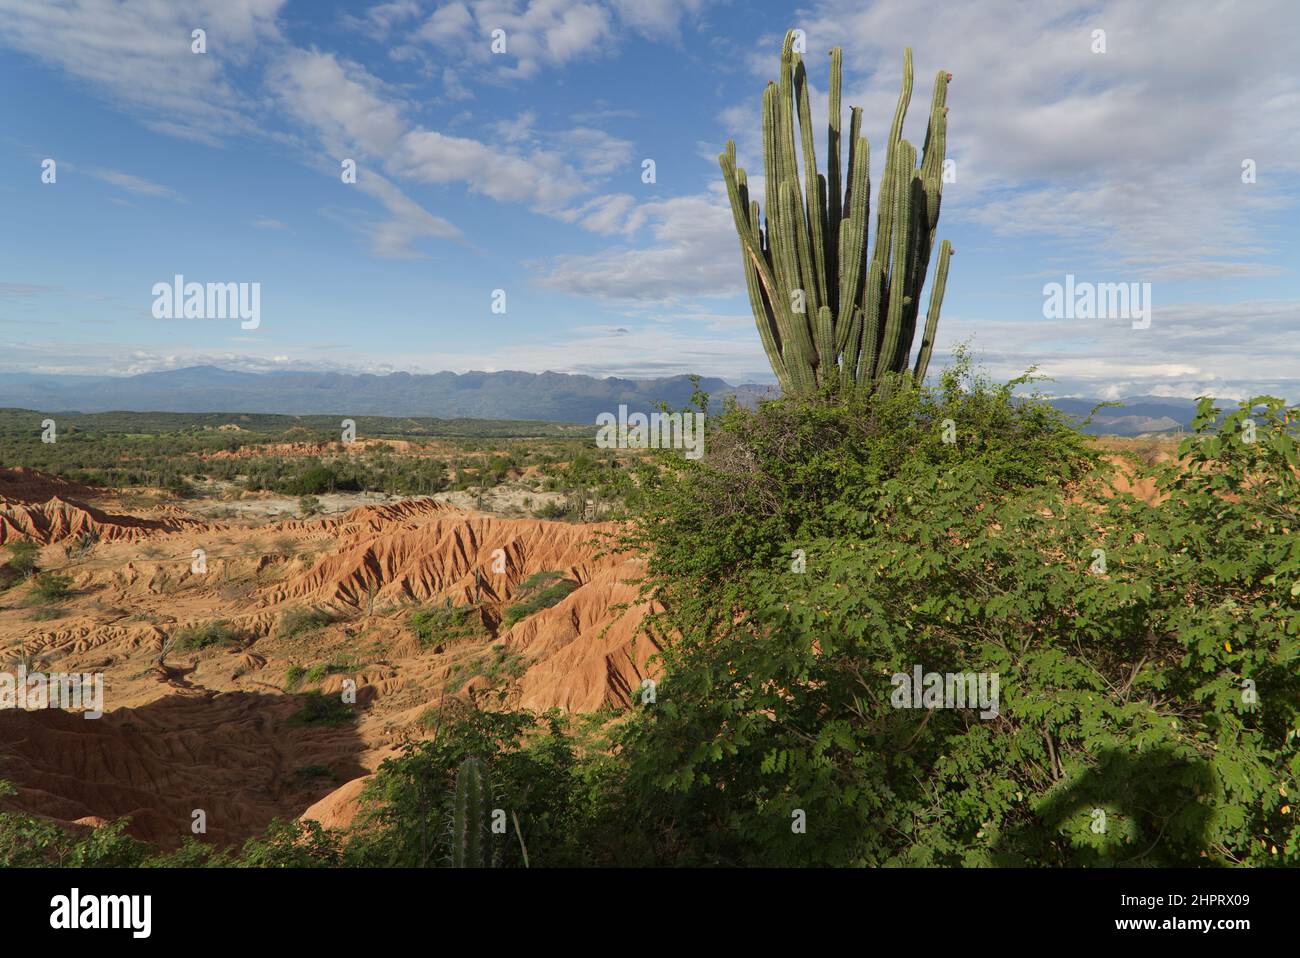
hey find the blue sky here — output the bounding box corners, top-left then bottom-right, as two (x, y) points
(1, 0), (1297, 401)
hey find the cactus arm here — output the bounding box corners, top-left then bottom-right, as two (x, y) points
(920, 70), (950, 180)
(840, 307), (863, 390)
(761, 84), (788, 294)
(912, 239), (951, 385)
(864, 138), (900, 374)
(874, 140), (916, 377)
(778, 32), (802, 224)
(814, 305), (835, 386)
(719, 149), (797, 393)
(888, 47), (914, 148)
(858, 255), (883, 382)
(894, 171), (927, 370)
(777, 179), (819, 386)
(827, 47), (843, 317)
(835, 136), (869, 351)
(844, 105), (863, 214)
(742, 224), (790, 391)
(794, 54), (827, 316)
(899, 73), (950, 366)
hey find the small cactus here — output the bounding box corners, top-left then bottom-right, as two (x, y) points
(450, 757), (490, 868)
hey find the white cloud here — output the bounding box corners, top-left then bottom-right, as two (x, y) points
(789, 0), (1300, 277)
(419, 1), (475, 44)
(354, 172), (465, 258)
(0, 0), (286, 143)
(935, 298), (1300, 401)
(409, 0), (710, 78)
(609, 0), (706, 40)
(89, 169), (185, 201)
(270, 49), (409, 156)
(562, 194), (636, 234)
(533, 191), (739, 300)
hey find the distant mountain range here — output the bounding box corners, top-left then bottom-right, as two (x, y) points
(1041, 396), (1200, 436)
(0, 366), (1203, 436)
(0, 366), (776, 423)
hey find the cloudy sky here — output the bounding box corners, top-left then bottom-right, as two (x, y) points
(1, 0), (1297, 401)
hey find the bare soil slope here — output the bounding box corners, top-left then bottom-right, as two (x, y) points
(0, 469), (656, 847)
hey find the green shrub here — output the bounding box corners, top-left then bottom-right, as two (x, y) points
(25, 605), (67, 621)
(28, 572), (72, 604)
(304, 659), (358, 684)
(501, 574), (579, 628)
(172, 620), (244, 650)
(517, 570), (563, 591)
(532, 499), (581, 520)
(409, 604), (479, 648)
(4, 541), (39, 578)
(232, 819), (342, 867)
(607, 380), (1298, 866)
(164, 476), (197, 499)
(292, 764), (337, 783)
(288, 690), (356, 727)
(350, 709), (606, 867)
(276, 606), (338, 639)
(0, 783), (151, 867)
(282, 465), (338, 496)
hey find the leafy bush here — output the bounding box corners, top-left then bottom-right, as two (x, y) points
(288, 690), (356, 727)
(348, 709), (611, 867)
(28, 572), (72, 604)
(164, 475), (197, 499)
(4, 541), (40, 578)
(281, 465), (339, 496)
(606, 382), (1298, 866)
(172, 620), (245, 650)
(517, 570), (564, 591)
(230, 819), (342, 867)
(0, 783), (151, 867)
(409, 604), (479, 648)
(306, 659), (358, 683)
(532, 500), (577, 520)
(502, 574), (579, 628)
(275, 606), (338, 639)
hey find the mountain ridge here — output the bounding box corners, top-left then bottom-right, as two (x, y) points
(0, 366), (1205, 435)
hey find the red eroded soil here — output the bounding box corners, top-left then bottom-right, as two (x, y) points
(0, 470), (657, 847)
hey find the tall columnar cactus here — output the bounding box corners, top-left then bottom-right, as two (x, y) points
(450, 757), (490, 868)
(720, 32), (954, 395)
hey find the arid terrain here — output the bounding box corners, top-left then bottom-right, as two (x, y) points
(0, 447), (660, 848)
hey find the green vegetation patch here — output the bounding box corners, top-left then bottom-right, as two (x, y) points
(275, 607), (339, 640)
(502, 572), (579, 628)
(288, 691), (356, 727)
(409, 604), (479, 648)
(172, 620), (246, 650)
(26, 572), (72, 605)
